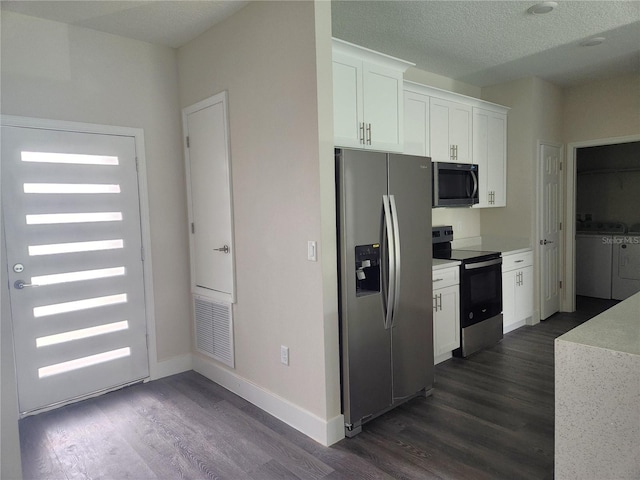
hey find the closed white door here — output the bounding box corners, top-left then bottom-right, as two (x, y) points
(2, 124), (149, 414)
(539, 143), (562, 319)
(184, 92), (235, 302)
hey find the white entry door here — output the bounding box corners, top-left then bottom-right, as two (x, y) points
(183, 91), (235, 303)
(539, 143), (562, 320)
(2, 124), (149, 414)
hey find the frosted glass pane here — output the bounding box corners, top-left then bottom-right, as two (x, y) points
(33, 293), (127, 318)
(29, 239), (124, 256)
(38, 347), (131, 378)
(21, 151), (119, 165)
(36, 321), (129, 347)
(31, 267), (125, 286)
(26, 212), (122, 225)
(24, 183), (121, 194)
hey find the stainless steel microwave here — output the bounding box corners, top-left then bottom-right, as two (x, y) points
(432, 161), (479, 207)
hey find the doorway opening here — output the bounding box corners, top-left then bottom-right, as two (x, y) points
(565, 135), (640, 312)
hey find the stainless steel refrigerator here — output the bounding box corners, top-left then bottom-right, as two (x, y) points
(335, 148), (433, 437)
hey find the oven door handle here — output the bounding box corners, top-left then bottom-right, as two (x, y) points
(464, 258), (502, 270)
(382, 195), (396, 330)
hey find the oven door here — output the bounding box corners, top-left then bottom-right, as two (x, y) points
(460, 257), (502, 327)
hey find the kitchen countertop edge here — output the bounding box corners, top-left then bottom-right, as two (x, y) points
(432, 259), (461, 270)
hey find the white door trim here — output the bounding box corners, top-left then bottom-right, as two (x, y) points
(0, 115), (161, 380)
(565, 133), (640, 312)
(536, 141), (563, 320)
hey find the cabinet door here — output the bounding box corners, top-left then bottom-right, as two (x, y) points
(332, 53), (364, 148)
(486, 111), (506, 207)
(473, 108), (506, 208)
(429, 97), (452, 163)
(515, 266), (534, 321)
(430, 97), (472, 163)
(363, 63), (404, 152)
(433, 284), (460, 356)
(404, 91), (429, 156)
(502, 269), (517, 332)
(449, 102), (472, 163)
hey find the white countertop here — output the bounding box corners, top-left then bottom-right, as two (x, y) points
(452, 235), (532, 256)
(557, 292), (640, 356)
(432, 258), (461, 270)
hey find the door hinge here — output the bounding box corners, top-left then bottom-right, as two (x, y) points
(186, 136), (190, 148)
(559, 161), (563, 171)
(559, 222), (562, 230)
(135, 157), (139, 172)
(559, 280), (563, 289)
(191, 222), (195, 234)
(141, 246), (145, 262)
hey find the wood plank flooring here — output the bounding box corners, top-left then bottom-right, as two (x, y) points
(19, 296), (618, 480)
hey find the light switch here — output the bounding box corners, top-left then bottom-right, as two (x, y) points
(307, 241), (317, 262)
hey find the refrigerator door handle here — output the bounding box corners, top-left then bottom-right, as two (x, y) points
(389, 195), (401, 327)
(382, 195), (396, 330)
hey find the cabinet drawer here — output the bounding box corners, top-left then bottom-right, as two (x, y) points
(502, 250), (533, 271)
(432, 266), (459, 289)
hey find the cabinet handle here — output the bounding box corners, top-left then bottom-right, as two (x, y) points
(515, 260), (524, 263)
(366, 123), (372, 145)
(433, 295), (438, 312)
(454, 145), (458, 160)
(359, 123), (365, 144)
(434, 278), (444, 283)
(450, 145), (454, 160)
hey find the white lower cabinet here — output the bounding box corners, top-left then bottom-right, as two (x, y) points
(502, 251), (534, 333)
(432, 266), (460, 364)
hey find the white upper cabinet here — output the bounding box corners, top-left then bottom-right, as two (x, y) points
(403, 81), (509, 208)
(429, 97), (472, 164)
(473, 106), (508, 208)
(332, 38), (414, 153)
(403, 90), (430, 156)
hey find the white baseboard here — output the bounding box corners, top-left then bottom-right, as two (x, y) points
(192, 355), (345, 446)
(150, 353), (194, 380)
(504, 319), (527, 334)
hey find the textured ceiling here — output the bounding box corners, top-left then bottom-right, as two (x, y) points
(2, 1), (639, 87)
(332, 1), (640, 87)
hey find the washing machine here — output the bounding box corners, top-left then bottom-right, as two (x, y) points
(612, 224), (640, 300)
(575, 222), (626, 299)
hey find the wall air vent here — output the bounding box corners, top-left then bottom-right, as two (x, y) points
(194, 295), (234, 368)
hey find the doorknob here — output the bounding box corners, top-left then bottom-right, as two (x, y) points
(14, 280), (36, 289)
(540, 239), (555, 245)
(214, 245), (230, 254)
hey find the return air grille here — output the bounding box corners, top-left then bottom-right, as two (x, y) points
(194, 296), (234, 368)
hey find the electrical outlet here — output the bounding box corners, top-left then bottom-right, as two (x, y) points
(280, 345), (289, 366)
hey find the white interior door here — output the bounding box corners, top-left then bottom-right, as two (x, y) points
(539, 143), (562, 320)
(2, 124), (150, 414)
(183, 91), (235, 303)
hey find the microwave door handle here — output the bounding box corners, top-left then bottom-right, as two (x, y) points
(382, 195), (395, 330)
(389, 195), (401, 327)
(471, 169), (478, 199)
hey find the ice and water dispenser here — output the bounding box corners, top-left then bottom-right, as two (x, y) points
(355, 244), (380, 296)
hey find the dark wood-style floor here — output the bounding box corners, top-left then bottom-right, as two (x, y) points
(19, 296), (618, 480)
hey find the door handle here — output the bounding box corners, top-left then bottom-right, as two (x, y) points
(214, 245), (230, 254)
(14, 280), (37, 289)
(543, 239), (554, 245)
